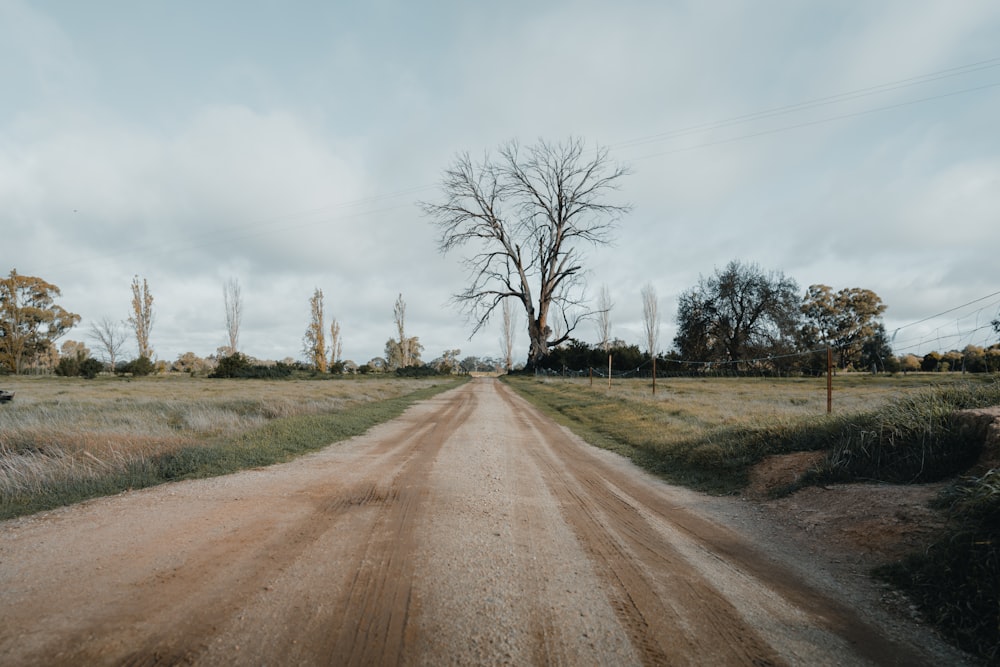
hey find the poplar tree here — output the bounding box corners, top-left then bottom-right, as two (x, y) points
(128, 275), (155, 360)
(303, 288), (327, 372)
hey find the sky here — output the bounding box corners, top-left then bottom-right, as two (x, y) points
(2, 0), (999, 368)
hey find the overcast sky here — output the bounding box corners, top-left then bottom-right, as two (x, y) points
(2, 1), (999, 367)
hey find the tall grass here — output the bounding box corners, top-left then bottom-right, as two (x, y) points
(0, 375), (464, 519)
(877, 468), (1000, 662)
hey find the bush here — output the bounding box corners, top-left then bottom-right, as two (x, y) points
(79, 358), (104, 379)
(55, 356), (80, 377)
(211, 352), (252, 378)
(56, 355), (105, 379)
(118, 356), (156, 377)
(210, 353), (293, 379)
(395, 364), (440, 377)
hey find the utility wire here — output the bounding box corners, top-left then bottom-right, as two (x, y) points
(610, 56), (1000, 151)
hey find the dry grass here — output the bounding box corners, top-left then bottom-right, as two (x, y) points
(0, 374), (460, 517)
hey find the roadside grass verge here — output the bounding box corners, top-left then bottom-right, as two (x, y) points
(0, 375), (464, 520)
(504, 374), (1000, 494)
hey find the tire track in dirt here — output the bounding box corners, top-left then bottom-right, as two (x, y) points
(499, 382), (783, 666)
(497, 380), (937, 666)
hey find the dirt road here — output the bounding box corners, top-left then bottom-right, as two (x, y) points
(0, 379), (971, 665)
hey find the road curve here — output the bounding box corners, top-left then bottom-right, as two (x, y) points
(0, 378), (966, 665)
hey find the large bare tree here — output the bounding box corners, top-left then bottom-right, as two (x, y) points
(223, 277), (243, 355)
(423, 137), (630, 368)
(127, 275), (154, 360)
(89, 316), (128, 373)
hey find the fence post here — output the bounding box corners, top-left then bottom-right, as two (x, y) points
(826, 347), (833, 414)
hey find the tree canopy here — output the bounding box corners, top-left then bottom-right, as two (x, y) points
(0, 269), (80, 374)
(800, 285), (887, 369)
(673, 260), (800, 368)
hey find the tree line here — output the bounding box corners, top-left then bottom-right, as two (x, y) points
(0, 269), (500, 378)
(535, 259), (1000, 376)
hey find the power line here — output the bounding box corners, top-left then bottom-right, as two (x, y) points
(629, 81), (1000, 162)
(610, 56), (1000, 152)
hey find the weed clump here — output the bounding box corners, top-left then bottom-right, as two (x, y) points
(821, 382), (1000, 484)
(877, 468), (1000, 662)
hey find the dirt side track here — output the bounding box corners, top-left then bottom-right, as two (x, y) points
(0, 379), (972, 666)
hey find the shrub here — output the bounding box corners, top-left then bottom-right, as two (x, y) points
(210, 353), (293, 379)
(211, 352), (252, 378)
(118, 356), (156, 377)
(395, 364), (440, 377)
(79, 358), (104, 379)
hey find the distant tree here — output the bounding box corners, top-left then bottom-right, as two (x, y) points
(329, 317), (343, 370)
(641, 283), (660, 391)
(898, 354), (922, 373)
(127, 275), (155, 360)
(424, 137), (631, 369)
(223, 277), (243, 355)
(386, 336), (423, 370)
(89, 316), (127, 373)
(674, 260), (800, 367)
(500, 299), (517, 372)
(595, 285), (613, 352)
(921, 351), (942, 372)
(173, 352), (213, 375)
(435, 349), (461, 374)
(641, 284), (660, 358)
(365, 357), (387, 373)
(859, 324), (896, 373)
(800, 285), (888, 369)
(393, 294), (411, 369)
(0, 269), (80, 374)
(303, 288), (327, 372)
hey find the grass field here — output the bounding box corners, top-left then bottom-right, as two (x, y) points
(505, 372), (1000, 494)
(0, 373), (465, 519)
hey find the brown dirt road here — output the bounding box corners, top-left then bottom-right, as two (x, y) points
(0, 379), (973, 666)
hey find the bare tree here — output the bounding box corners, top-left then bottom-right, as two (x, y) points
(223, 277), (243, 355)
(89, 316), (127, 372)
(329, 317), (343, 367)
(596, 284), (613, 352)
(303, 288), (327, 372)
(423, 137), (630, 369)
(127, 275), (154, 359)
(641, 283), (660, 394)
(393, 293), (411, 369)
(500, 298), (517, 372)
